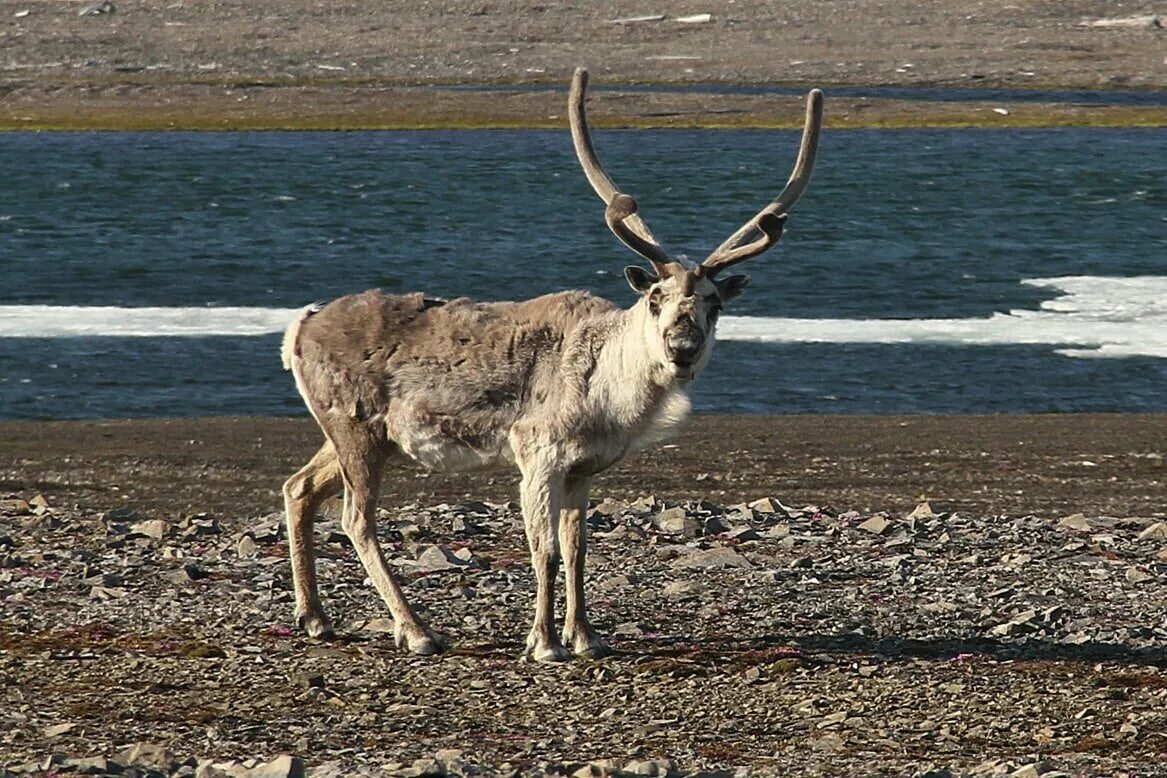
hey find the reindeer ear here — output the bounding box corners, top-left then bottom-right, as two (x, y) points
(624, 266), (657, 294)
(715, 274), (750, 302)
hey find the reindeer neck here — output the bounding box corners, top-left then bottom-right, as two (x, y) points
(583, 304), (684, 434)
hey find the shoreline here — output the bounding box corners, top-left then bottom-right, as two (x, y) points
(3, 82), (1166, 131)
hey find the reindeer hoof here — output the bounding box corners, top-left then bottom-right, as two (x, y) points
(563, 623), (613, 659)
(297, 611), (335, 640)
(527, 632), (572, 663)
(533, 643), (573, 663)
(395, 623), (446, 656)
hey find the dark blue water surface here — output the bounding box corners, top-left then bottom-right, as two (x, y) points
(1, 128), (1164, 419)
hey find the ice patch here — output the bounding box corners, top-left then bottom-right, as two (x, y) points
(2, 276), (1165, 359)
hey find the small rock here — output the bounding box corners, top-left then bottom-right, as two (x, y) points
(622, 758), (677, 777)
(401, 757), (445, 777)
(415, 545), (462, 571)
(0, 498), (31, 514)
(115, 742), (172, 771)
(236, 535), (259, 558)
(43, 721), (77, 738)
(613, 621), (643, 637)
(906, 501), (936, 520)
(592, 498), (628, 516)
(811, 732), (845, 752)
(662, 580), (703, 600)
(654, 507), (699, 537)
(78, 0), (115, 15)
(573, 762), (620, 778)
(1080, 14), (1161, 28)
(609, 14), (665, 24)
(241, 755), (306, 778)
(129, 519), (168, 541)
(63, 756), (120, 775)
(165, 564), (209, 585)
(748, 497), (783, 513)
(1040, 605), (1067, 623)
(630, 495), (660, 513)
(297, 672), (325, 689)
(670, 547), (753, 570)
(858, 516), (891, 535)
(913, 767), (954, 778)
(1057, 514), (1091, 532)
(1137, 522), (1167, 541)
(450, 516), (482, 535)
(702, 515), (730, 535)
(726, 527), (762, 542)
(1126, 566), (1154, 584)
(597, 573), (637, 592)
(361, 617), (396, 633)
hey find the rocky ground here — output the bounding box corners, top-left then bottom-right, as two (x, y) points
(1, 415), (1166, 776)
(0, 1), (1164, 129)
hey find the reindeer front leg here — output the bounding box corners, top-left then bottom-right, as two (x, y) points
(560, 476), (612, 658)
(518, 459), (571, 663)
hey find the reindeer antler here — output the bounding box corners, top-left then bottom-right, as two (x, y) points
(700, 89), (824, 276)
(569, 68), (680, 279)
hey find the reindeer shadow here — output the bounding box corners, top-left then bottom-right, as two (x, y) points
(622, 631), (1167, 670)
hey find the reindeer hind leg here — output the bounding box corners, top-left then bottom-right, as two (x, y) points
(326, 421), (445, 656)
(283, 440), (343, 638)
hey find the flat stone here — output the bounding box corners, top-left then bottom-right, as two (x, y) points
(858, 516), (891, 535)
(129, 519), (168, 540)
(748, 497), (783, 513)
(115, 742), (172, 771)
(42, 722), (77, 737)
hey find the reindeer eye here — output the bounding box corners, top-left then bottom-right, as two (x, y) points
(707, 307), (721, 324)
(647, 291), (662, 316)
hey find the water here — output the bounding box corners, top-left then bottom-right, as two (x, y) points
(1, 128), (1164, 419)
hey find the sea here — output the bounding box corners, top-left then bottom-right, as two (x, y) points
(1, 121), (1164, 420)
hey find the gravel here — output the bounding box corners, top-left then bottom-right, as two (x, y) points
(3, 474), (1167, 775)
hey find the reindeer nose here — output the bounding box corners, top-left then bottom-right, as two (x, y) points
(666, 327), (705, 366)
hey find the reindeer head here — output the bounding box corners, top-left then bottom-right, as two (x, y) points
(568, 68), (823, 380)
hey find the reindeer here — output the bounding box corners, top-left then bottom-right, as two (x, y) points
(280, 68), (823, 662)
